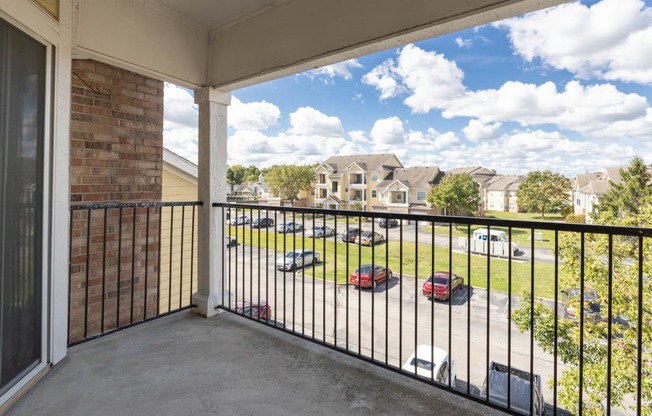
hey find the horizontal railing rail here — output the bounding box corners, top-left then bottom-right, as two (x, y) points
(68, 201), (202, 346)
(213, 202), (651, 416)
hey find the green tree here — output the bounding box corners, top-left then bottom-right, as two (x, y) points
(426, 173), (480, 216)
(227, 165), (247, 185)
(352, 200), (363, 211)
(244, 165), (261, 183)
(598, 156), (652, 219)
(512, 160), (652, 415)
(516, 170), (570, 218)
(265, 165), (315, 201)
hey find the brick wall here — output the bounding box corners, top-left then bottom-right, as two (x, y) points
(69, 60), (164, 344)
(70, 59), (163, 203)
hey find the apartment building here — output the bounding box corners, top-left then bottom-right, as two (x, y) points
(312, 154), (403, 210)
(483, 175), (525, 212)
(373, 166), (444, 214)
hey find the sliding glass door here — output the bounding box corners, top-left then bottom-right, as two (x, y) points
(0, 16), (46, 395)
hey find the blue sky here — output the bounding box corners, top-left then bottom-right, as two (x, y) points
(164, 0), (652, 177)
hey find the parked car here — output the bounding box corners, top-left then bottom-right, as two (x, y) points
(422, 272), (464, 301)
(276, 249), (320, 271)
(252, 217), (274, 228)
(379, 218), (398, 228)
(276, 222), (302, 233)
(402, 345), (456, 387)
(355, 231), (384, 246)
(306, 226), (334, 238)
(561, 288), (603, 321)
(235, 301), (271, 319)
(225, 236), (237, 248)
(480, 361), (545, 416)
(341, 227), (362, 243)
(349, 264), (392, 289)
(229, 215), (250, 226)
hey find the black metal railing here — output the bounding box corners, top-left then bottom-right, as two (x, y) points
(68, 201), (201, 346)
(214, 202), (651, 416)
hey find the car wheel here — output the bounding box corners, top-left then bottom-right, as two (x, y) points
(373, 279), (377, 289)
(387, 272), (393, 281)
(318, 232), (322, 238)
(290, 264), (296, 272)
(452, 376), (457, 389)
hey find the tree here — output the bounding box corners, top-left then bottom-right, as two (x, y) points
(244, 165), (261, 183)
(426, 173), (480, 216)
(598, 156), (652, 219)
(516, 170), (570, 218)
(512, 160), (652, 415)
(264, 165), (315, 201)
(227, 165), (247, 185)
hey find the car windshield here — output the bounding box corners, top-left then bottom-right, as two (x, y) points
(427, 274), (449, 284)
(285, 252), (299, 259)
(410, 357), (433, 371)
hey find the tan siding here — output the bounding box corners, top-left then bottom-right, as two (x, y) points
(162, 170), (198, 202)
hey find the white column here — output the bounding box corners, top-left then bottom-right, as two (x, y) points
(192, 87), (231, 317)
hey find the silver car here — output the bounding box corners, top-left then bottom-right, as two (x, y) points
(306, 226), (334, 238)
(276, 222), (302, 233)
(276, 249), (320, 271)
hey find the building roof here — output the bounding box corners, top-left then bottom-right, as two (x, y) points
(573, 173), (604, 190)
(485, 175), (524, 191)
(446, 166), (496, 187)
(163, 148), (197, 179)
(319, 154), (403, 173)
(376, 166), (442, 190)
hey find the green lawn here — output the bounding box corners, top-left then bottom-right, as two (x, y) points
(227, 225), (556, 298)
(421, 210), (565, 251)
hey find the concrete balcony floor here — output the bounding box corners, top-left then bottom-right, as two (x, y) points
(8, 311), (508, 416)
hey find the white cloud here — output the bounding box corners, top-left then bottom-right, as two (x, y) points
(308, 59), (363, 81)
(349, 130), (371, 144)
(164, 84), (198, 163)
(362, 60), (404, 100)
(369, 117), (406, 145)
(229, 96), (280, 131)
(496, 0), (652, 84)
(455, 37), (473, 48)
(444, 80), (649, 135)
(164, 84), (197, 128)
(463, 120), (503, 142)
(407, 128), (459, 152)
(288, 107), (344, 137)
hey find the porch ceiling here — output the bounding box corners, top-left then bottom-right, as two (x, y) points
(73, 0), (569, 90)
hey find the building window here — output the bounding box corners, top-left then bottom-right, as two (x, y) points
(371, 190), (377, 198)
(371, 172), (377, 181)
(332, 182), (338, 193)
(416, 191), (426, 201)
(397, 193), (402, 201)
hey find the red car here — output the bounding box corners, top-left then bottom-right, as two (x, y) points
(349, 264), (392, 289)
(422, 272), (464, 300)
(235, 301), (271, 319)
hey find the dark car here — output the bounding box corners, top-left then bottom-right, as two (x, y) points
(252, 217), (275, 228)
(235, 301), (271, 319)
(225, 236), (237, 248)
(422, 272), (464, 301)
(379, 218), (398, 228)
(349, 264), (392, 289)
(480, 362), (545, 416)
(341, 227), (362, 243)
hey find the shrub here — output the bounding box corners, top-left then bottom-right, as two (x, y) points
(564, 213), (585, 223)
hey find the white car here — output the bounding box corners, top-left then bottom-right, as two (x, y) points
(229, 215), (250, 226)
(276, 222), (302, 233)
(402, 345), (456, 388)
(306, 226), (334, 238)
(276, 249), (320, 271)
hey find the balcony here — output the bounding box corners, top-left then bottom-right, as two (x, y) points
(9, 201), (651, 416)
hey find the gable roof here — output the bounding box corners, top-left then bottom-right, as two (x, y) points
(376, 166), (442, 190)
(485, 175), (524, 191)
(446, 166), (496, 187)
(319, 154), (403, 173)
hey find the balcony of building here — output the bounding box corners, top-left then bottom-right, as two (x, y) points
(8, 202), (650, 415)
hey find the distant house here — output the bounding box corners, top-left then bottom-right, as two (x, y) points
(570, 168), (621, 218)
(230, 175), (270, 200)
(311, 154), (403, 210)
(445, 166), (497, 216)
(483, 175), (525, 213)
(374, 166), (444, 214)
